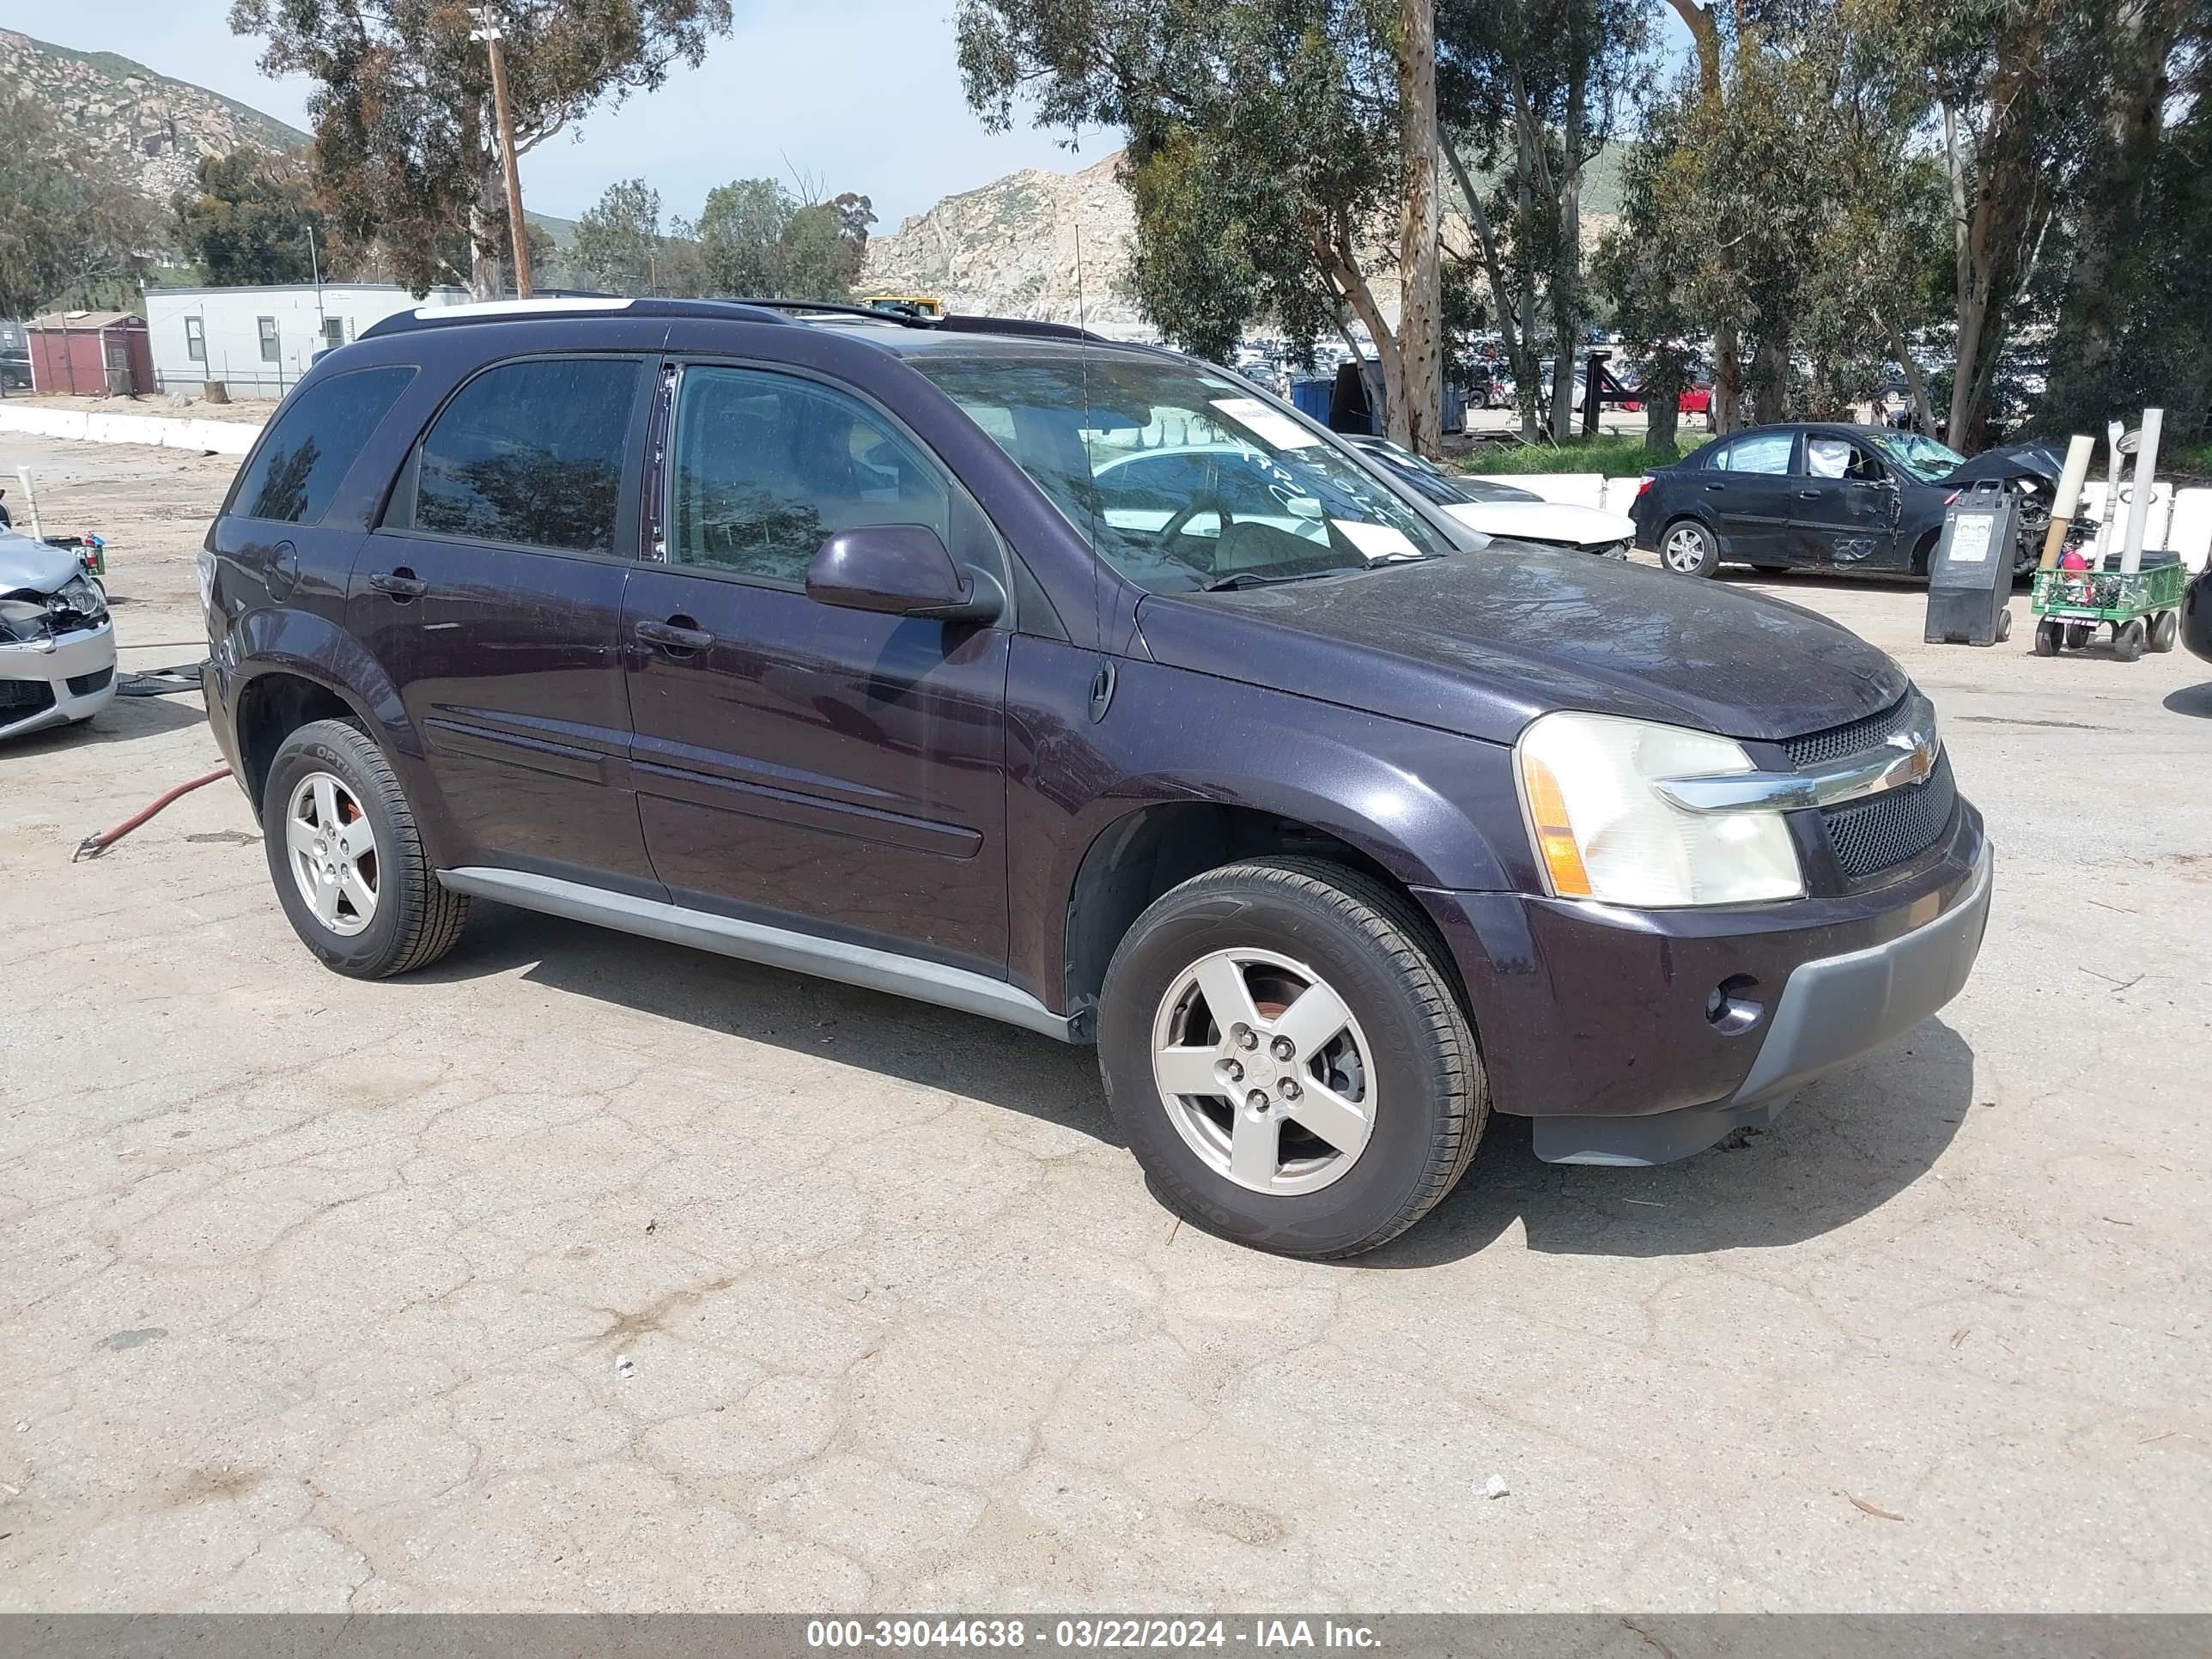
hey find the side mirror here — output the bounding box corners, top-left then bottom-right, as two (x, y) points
(805, 524), (1005, 623)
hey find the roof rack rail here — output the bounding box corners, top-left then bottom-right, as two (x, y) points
(359, 295), (797, 340)
(938, 314), (1109, 344)
(713, 297), (941, 330)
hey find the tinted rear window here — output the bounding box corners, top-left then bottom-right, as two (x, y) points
(231, 366), (416, 526)
(404, 357), (643, 554)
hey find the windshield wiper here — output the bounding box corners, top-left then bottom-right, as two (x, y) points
(1200, 565), (1368, 592)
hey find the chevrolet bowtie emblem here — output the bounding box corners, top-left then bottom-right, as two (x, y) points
(1886, 727), (1937, 786)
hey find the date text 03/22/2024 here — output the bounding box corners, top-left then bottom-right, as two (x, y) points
(805, 1620), (1383, 1651)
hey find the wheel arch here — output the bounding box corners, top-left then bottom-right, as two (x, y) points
(1058, 794), (1492, 1037)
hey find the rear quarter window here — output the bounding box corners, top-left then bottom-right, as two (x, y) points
(228, 366), (417, 526)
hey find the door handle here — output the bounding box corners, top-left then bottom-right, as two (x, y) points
(635, 617), (715, 653)
(1703, 482), (1725, 492)
(1796, 489), (1823, 500)
(368, 568), (428, 599)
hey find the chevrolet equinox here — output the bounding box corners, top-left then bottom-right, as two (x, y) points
(199, 298), (1993, 1258)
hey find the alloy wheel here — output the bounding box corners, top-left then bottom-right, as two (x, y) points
(1662, 526), (1711, 574)
(284, 770), (379, 937)
(1149, 948), (1376, 1195)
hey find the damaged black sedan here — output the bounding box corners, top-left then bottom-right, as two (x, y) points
(1631, 423), (2061, 581)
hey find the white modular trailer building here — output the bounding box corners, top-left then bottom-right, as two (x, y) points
(143, 283), (471, 398)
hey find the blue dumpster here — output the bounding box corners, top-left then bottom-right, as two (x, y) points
(1290, 380), (1334, 423)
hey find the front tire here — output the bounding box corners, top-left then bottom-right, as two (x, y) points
(1097, 859), (1486, 1259)
(1660, 520), (1721, 578)
(262, 718), (469, 978)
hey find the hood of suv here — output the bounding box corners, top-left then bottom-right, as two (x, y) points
(1135, 545), (1907, 745)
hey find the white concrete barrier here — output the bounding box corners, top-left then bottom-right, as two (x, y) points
(0, 402), (260, 456)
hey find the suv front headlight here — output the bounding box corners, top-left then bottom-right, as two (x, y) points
(1515, 710), (1804, 906)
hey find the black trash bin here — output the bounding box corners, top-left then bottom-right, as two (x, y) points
(1924, 480), (2017, 646)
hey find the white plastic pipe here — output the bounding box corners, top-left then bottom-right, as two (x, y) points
(2099, 422), (2127, 560)
(13, 465), (42, 540)
(2122, 407), (2162, 575)
(2039, 433), (2097, 569)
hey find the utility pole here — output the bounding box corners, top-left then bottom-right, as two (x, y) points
(470, 6), (535, 298)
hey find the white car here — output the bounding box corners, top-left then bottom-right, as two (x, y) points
(1346, 435), (1638, 557)
(0, 530), (117, 740)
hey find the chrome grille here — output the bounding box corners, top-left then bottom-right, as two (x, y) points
(1784, 696), (1917, 769)
(1820, 750), (1956, 879)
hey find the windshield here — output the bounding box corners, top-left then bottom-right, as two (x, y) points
(1869, 431), (1968, 483)
(910, 352), (1453, 592)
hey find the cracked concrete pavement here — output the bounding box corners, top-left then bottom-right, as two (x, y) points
(1, 435), (2208, 1612)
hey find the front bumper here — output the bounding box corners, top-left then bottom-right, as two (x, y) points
(1417, 802), (1991, 1164)
(0, 622), (118, 740)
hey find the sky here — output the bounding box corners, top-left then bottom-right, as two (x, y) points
(1, 2), (1115, 230)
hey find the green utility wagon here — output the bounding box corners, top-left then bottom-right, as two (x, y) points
(2030, 552), (2186, 661)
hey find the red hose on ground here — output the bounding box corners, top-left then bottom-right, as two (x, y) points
(72, 766), (234, 861)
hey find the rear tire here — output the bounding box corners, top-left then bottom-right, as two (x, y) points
(1097, 859), (1486, 1260)
(2148, 609), (2179, 653)
(2033, 618), (2062, 656)
(1660, 520), (1721, 578)
(262, 719), (469, 978)
(2113, 619), (2147, 663)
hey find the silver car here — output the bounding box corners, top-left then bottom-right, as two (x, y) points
(0, 531), (116, 740)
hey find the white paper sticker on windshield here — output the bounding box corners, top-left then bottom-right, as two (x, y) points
(1948, 514), (1992, 564)
(1210, 397), (1321, 450)
(1334, 519), (1421, 562)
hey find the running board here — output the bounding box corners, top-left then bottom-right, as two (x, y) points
(437, 866), (1075, 1042)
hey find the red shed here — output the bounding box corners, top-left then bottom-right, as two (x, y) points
(27, 311), (155, 397)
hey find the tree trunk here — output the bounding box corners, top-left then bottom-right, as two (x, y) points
(1395, 0), (1443, 457)
(1667, 0), (1740, 434)
(1321, 232), (1404, 440)
(1885, 317), (1936, 434)
(467, 147), (506, 301)
(1550, 60), (1586, 444)
(1751, 331), (1790, 425)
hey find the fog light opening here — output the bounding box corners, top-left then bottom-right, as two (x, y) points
(1705, 975), (1765, 1036)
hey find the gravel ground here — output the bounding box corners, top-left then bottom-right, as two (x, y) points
(2, 434), (2208, 1613)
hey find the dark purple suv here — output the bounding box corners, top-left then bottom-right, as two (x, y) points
(199, 298), (1992, 1258)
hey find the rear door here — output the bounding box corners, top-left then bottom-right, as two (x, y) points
(353, 353), (659, 891)
(621, 360), (1012, 975)
(210, 365), (420, 641)
(1789, 432), (1902, 568)
(1703, 428), (1799, 563)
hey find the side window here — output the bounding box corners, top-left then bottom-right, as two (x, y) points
(1717, 431), (1794, 475)
(1800, 436), (1881, 482)
(258, 318), (280, 363)
(669, 365), (950, 584)
(406, 357), (644, 554)
(228, 365), (416, 526)
(185, 316), (205, 363)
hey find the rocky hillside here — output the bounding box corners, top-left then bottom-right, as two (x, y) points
(863, 145), (1621, 339)
(0, 30), (307, 204)
(862, 152), (1146, 337)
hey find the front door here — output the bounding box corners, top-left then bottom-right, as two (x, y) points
(351, 353), (659, 890)
(1790, 432), (1902, 568)
(623, 362), (1011, 975)
(1705, 428), (1799, 564)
